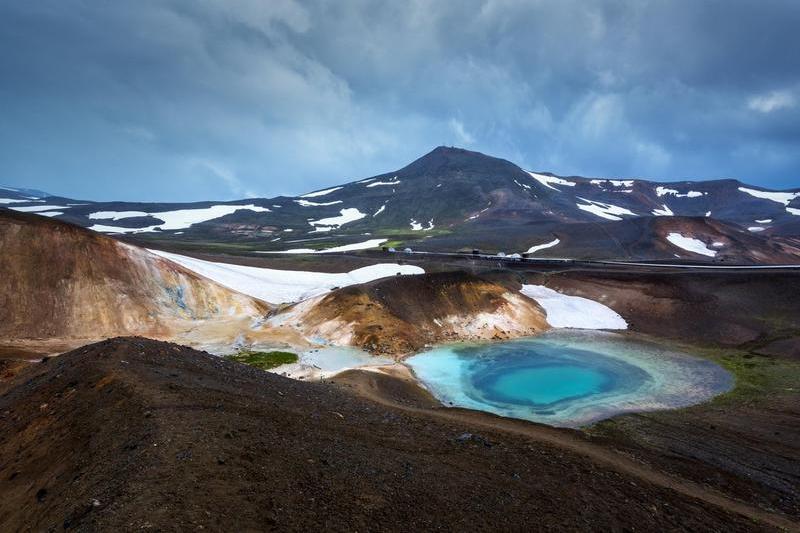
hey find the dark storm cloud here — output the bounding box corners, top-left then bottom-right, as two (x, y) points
(1, 1), (799, 201)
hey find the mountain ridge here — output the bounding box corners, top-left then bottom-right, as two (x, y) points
(3, 146), (800, 262)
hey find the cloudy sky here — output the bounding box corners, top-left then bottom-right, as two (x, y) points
(1, 1), (799, 201)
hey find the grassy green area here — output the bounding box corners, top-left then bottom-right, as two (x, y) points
(378, 227), (453, 238)
(700, 348), (800, 404)
(224, 350), (298, 370)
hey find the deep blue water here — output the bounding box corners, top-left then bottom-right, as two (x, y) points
(406, 331), (733, 427)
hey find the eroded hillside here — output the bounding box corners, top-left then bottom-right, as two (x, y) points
(0, 211), (268, 346)
(276, 271), (548, 355)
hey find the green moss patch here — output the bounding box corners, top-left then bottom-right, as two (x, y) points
(224, 350), (298, 370)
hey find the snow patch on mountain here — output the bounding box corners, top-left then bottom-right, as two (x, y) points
(300, 186), (343, 198)
(258, 238), (388, 254)
(11, 205), (71, 213)
(591, 179), (634, 188)
(373, 203), (386, 216)
(652, 204), (674, 216)
(666, 233), (717, 257)
(748, 227), (766, 232)
(366, 177), (401, 187)
(526, 238), (560, 254)
(468, 206), (490, 220)
(309, 208), (366, 230)
(738, 186), (800, 206)
(294, 199), (343, 207)
(656, 186), (705, 198)
(576, 198), (636, 221)
(88, 223), (162, 234)
(88, 211), (150, 220)
(410, 218), (434, 231)
(527, 172), (576, 191)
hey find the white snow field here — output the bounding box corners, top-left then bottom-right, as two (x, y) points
(575, 198), (636, 221)
(666, 233), (717, 257)
(527, 171), (576, 191)
(655, 186), (705, 198)
(409, 218), (434, 231)
(309, 208), (366, 230)
(652, 204), (675, 216)
(88, 210), (149, 220)
(520, 285), (628, 329)
(87, 204), (270, 233)
(366, 178), (401, 187)
(738, 186), (799, 206)
(299, 186), (343, 198)
(11, 204), (71, 212)
(591, 179), (634, 188)
(258, 238), (388, 254)
(149, 249), (423, 304)
(526, 238), (560, 254)
(0, 197), (31, 204)
(294, 199), (342, 207)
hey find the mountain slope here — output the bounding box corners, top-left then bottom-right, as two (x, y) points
(3, 146), (800, 261)
(0, 210), (267, 345)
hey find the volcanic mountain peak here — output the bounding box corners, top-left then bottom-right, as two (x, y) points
(3, 146), (800, 262)
(397, 145), (524, 177)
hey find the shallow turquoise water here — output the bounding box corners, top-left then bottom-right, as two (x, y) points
(406, 330), (733, 427)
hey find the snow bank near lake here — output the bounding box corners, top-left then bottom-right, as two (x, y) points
(520, 285), (627, 330)
(149, 249), (423, 304)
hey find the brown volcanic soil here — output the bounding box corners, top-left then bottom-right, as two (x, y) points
(293, 271), (548, 355)
(524, 268), (800, 350)
(0, 210), (266, 343)
(0, 337), (789, 532)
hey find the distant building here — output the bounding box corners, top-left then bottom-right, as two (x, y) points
(388, 247), (396, 253)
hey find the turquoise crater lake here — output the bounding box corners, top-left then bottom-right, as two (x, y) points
(406, 330), (733, 427)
